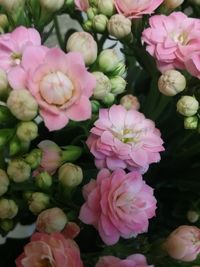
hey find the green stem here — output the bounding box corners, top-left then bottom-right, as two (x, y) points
(54, 16), (64, 50)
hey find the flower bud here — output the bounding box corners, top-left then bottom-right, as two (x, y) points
(108, 14), (132, 39)
(0, 68), (10, 99)
(7, 159), (31, 183)
(184, 116), (198, 130)
(112, 61), (126, 76)
(7, 89), (38, 121)
(89, 0), (98, 6)
(83, 20), (93, 31)
(187, 210), (199, 223)
(35, 172), (52, 190)
(58, 163), (83, 187)
(97, 0), (115, 17)
(9, 136), (29, 156)
(98, 49), (121, 73)
(39, 0), (64, 12)
(16, 121), (38, 142)
(163, 0), (184, 9)
(29, 192), (50, 214)
(0, 169), (9, 196)
(158, 70), (186, 96)
(177, 96), (199, 117)
(0, 14), (8, 30)
(0, 219), (14, 232)
(25, 149), (42, 169)
(36, 207), (67, 233)
(0, 199), (18, 219)
(92, 71), (111, 100)
(120, 95), (140, 110)
(102, 92), (115, 105)
(66, 32), (98, 65)
(87, 7), (98, 20)
(91, 100), (100, 113)
(110, 76), (126, 95)
(0, 0), (25, 12)
(92, 14), (108, 32)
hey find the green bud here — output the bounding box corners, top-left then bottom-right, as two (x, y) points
(91, 100), (101, 113)
(98, 49), (121, 73)
(35, 172), (52, 191)
(9, 136), (23, 156)
(92, 14), (108, 33)
(112, 61), (126, 77)
(29, 192), (50, 214)
(97, 0), (115, 17)
(102, 93), (115, 106)
(87, 7), (98, 20)
(61, 146), (82, 162)
(16, 121), (38, 142)
(7, 159), (31, 183)
(187, 210), (199, 223)
(0, 14), (8, 30)
(184, 116), (198, 130)
(83, 20), (93, 32)
(92, 71), (111, 100)
(0, 199), (18, 219)
(58, 163), (83, 187)
(0, 68), (10, 100)
(110, 76), (127, 95)
(39, 0), (65, 12)
(177, 96), (199, 117)
(25, 149), (42, 169)
(0, 169), (9, 196)
(89, 0), (98, 6)
(0, 219), (14, 232)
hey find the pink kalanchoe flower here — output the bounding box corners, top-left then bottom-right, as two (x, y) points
(164, 225), (200, 262)
(75, 0), (89, 11)
(8, 47), (96, 131)
(114, 0), (164, 19)
(0, 26), (41, 72)
(15, 232), (83, 267)
(79, 168), (157, 245)
(142, 12), (200, 72)
(86, 105), (164, 173)
(95, 254), (153, 267)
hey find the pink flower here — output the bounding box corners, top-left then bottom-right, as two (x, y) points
(75, 0), (89, 11)
(95, 254), (153, 267)
(164, 225), (200, 262)
(0, 26), (41, 72)
(15, 232), (83, 267)
(79, 168), (157, 245)
(142, 12), (200, 72)
(8, 47), (96, 131)
(86, 105), (164, 173)
(114, 0), (164, 19)
(185, 52), (200, 79)
(62, 222), (80, 240)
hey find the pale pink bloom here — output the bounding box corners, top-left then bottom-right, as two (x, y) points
(0, 26), (41, 72)
(8, 47), (96, 131)
(96, 254), (153, 267)
(79, 168), (157, 245)
(62, 222), (80, 239)
(86, 105), (164, 173)
(114, 0), (164, 19)
(164, 225), (200, 262)
(15, 232), (83, 267)
(75, 0), (89, 11)
(142, 12), (200, 72)
(185, 52), (200, 79)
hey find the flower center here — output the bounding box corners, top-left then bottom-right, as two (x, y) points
(11, 52), (22, 65)
(171, 31), (188, 45)
(40, 71), (74, 105)
(112, 128), (140, 144)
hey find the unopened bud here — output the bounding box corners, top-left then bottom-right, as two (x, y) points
(0, 0), (25, 12)
(0, 14), (8, 30)
(9, 136), (29, 156)
(83, 20), (93, 31)
(36, 207), (67, 233)
(163, 0), (184, 9)
(67, 32), (97, 65)
(87, 7), (98, 20)
(25, 149), (42, 169)
(0, 169), (9, 196)
(91, 100), (100, 113)
(158, 70), (186, 96)
(7, 89), (38, 121)
(89, 0), (98, 6)
(7, 159), (31, 183)
(110, 76), (126, 95)
(92, 71), (111, 100)
(58, 163), (83, 187)
(0, 219), (14, 232)
(120, 94), (140, 110)
(35, 172), (52, 190)
(97, 0), (115, 17)
(108, 14), (131, 39)
(184, 116), (198, 130)
(98, 49), (121, 73)
(39, 0), (64, 12)
(187, 210), (199, 223)
(102, 92), (115, 105)
(29, 192), (50, 214)
(0, 68), (10, 99)
(0, 199), (18, 219)
(177, 96), (199, 117)
(112, 61), (126, 77)
(16, 121), (38, 142)
(92, 14), (108, 32)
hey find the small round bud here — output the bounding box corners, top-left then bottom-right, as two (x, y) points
(0, 68), (9, 99)
(67, 32), (98, 65)
(0, 14), (8, 30)
(58, 163), (83, 187)
(97, 0), (115, 17)
(29, 192), (50, 214)
(98, 49), (121, 73)
(158, 70), (186, 96)
(102, 92), (115, 105)
(16, 121), (38, 142)
(163, 0), (184, 9)
(36, 207), (67, 233)
(120, 94), (140, 110)
(112, 61), (126, 76)
(7, 89), (38, 121)
(177, 96), (199, 117)
(91, 100), (100, 113)
(0, 219), (14, 232)
(92, 71), (111, 100)
(184, 116), (198, 130)
(0, 0), (25, 12)
(108, 14), (131, 39)
(187, 210), (199, 223)
(25, 149), (42, 169)
(35, 172), (52, 190)
(89, 0), (98, 6)
(110, 76), (126, 95)
(39, 0), (64, 12)
(92, 14), (108, 33)
(87, 7), (98, 20)
(0, 169), (9, 196)
(83, 20), (93, 31)
(0, 199), (18, 219)
(7, 159), (31, 183)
